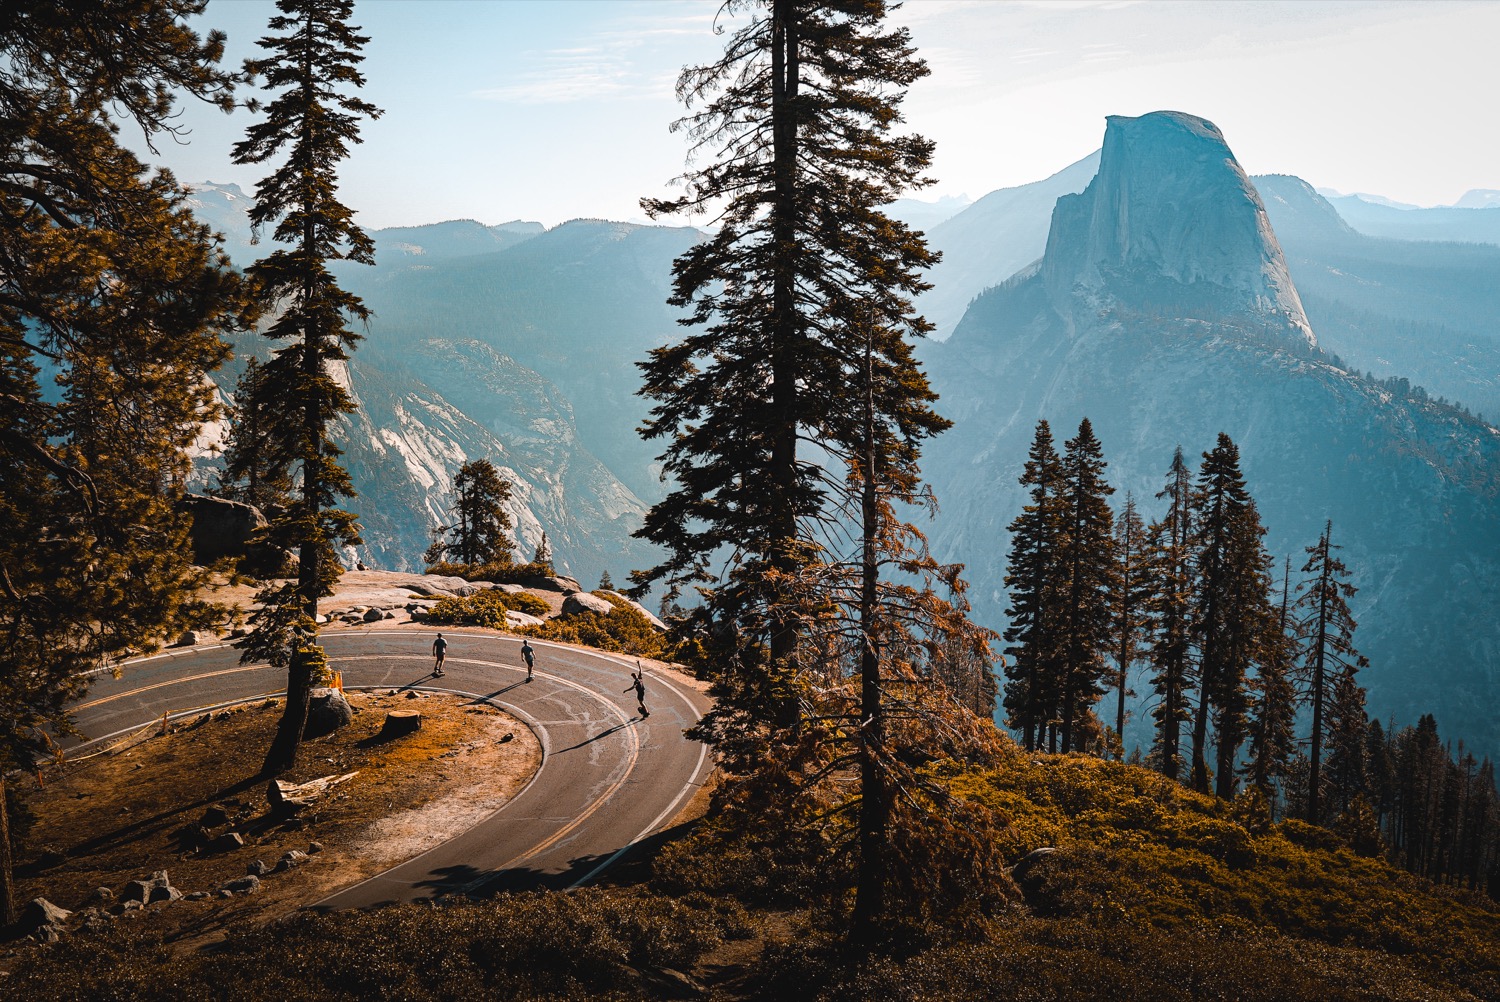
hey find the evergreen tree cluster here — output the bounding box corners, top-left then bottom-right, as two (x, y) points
(1360, 714), (1500, 897)
(1001, 422), (1357, 809)
(999, 417), (1500, 897)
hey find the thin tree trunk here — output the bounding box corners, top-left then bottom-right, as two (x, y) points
(1308, 529), (1330, 824)
(852, 346), (885, 940)
(0, 771), (15, 927)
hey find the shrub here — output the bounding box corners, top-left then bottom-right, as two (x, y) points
(426, 588), (551, 628)
(426, 559), (557, 584)
(523, 592), (666, 659)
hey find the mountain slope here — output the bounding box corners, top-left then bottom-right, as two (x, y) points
(923, 111), (1500, 757)
(1257, 174), (1500, 418)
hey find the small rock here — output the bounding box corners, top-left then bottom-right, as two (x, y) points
(409, 607), (430, 622)
(222, 875), (261, 895)
(498, 733), (515, 744)
(88, 886), (114, 906)
(174, 629), (208, 647)
(247, 859), (269, 876)
(207, 831), (245, 853)
(109, 900), (143, 915)
(405, 690), (420, 699)
(186, 891), (211, 901)
(201, 805), (230, 827)
(363, 608), (384, 623)
(382, 610), (396, 620)
(307, 841), (324, 855)
(217, 889), (235, 899)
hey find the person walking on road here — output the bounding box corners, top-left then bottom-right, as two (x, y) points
(521, 639), (535, 682)
(625, 663), (649, 718)
(432, 633), (448, 677)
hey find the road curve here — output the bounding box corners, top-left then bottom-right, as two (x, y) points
(71, 630), (714, 909)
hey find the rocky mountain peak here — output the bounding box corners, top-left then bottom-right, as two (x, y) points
(1041, 111), (1315, 349)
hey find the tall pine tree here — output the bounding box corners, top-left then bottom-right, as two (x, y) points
(1053, 418), (1116, 752)
(1295, 519), (1369, 824)
(1003, 420), (1065, 751)
(1189, 433), (1274, 798)
(1145, 447), (1195, 780)
(228, 0), (381, 777)
(1109, 493), (1150, 759)
(638, 1), (1001, 939)
(425, 458), (515, 567)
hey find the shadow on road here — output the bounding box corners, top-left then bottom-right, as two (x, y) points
(552, 720), (634, 755)
(469, 680), (528, 704)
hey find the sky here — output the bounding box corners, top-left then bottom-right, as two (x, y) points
(138, 0), (1499, 231)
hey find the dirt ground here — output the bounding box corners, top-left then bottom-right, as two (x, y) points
(13, 689), (540, 949)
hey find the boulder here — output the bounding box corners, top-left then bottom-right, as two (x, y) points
(505, 610), (544, 628)
(562, 592), (615, 617)
(273, 850), (309, 873)
(200, 805), (230, 827)
(207, 831), (245, 853)
(16, 898), (71, 939)
(362, 608), (385, 623)
(174, 630), (210, 647)
(523, 574), (583, 594)
(494, 583), (525, 594)
(222, 875), (261, 894)
(598, 590), (668, 630)
(247, 859), (269, 877)
(120, 870), (180, 905)
(303, 687), (353, 739)
(175, 493), (267, 565)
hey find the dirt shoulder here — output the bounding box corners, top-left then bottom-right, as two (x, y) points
(14, 689), (539, 950)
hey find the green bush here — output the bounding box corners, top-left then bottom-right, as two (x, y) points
(426, 588), (550, 628)
(427, 559), (556, 584)
(522, 592), (666, 659)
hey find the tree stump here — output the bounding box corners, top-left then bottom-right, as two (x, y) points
(380, 710), (421, 738)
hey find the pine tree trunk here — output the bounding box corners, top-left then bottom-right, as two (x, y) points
(852, 385), (885, 940)
(262, 644), (316, 776)
(0, 771), (15, 927)
(1307, 534), (1330, 824)
(1190, 676), (1212, 793)
(766, 0), (802, 710)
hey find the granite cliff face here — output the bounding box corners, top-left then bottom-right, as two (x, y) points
(192, 205), (694, 587)
(1041, 112), (1314, 348)
(922, 111), (1500, 755)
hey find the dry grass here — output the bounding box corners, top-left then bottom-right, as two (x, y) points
(13, 690), (539, 949)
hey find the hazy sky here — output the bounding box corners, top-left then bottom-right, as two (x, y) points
(142, 0), (1498, 230)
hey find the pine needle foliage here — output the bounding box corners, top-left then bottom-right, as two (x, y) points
(638, 0), (1000, 939)
(227, 0), (381, 777)
(0, 0), (251, 925)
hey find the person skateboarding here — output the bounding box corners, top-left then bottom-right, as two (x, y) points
(521, 639), (536, 682)
(432, 633), (447, 677)
(625, 663), (649, 718)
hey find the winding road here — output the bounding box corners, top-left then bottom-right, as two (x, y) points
(70, 630), (715, 909)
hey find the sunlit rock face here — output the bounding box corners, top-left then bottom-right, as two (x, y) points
(1042, 111), (1314, 349)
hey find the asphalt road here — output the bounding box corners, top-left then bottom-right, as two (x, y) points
(70, 630), (715, 908)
